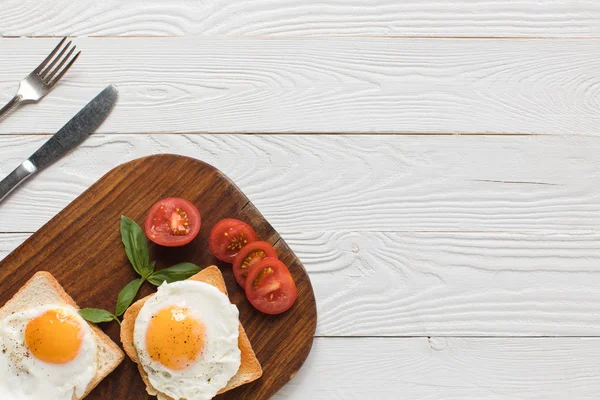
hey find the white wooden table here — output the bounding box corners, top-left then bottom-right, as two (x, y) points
(2, 1), (600, 398)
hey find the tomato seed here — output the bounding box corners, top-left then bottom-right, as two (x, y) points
(226, 234), (246, 251)
(169, 207), (191, 236)
(241, 250), (266, 269)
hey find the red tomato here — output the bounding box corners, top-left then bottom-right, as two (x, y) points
(232, 241), (277, 287)
(144, 198), (201, 247)
(245, 257), (297, 315)
(209, 218), (258, 263)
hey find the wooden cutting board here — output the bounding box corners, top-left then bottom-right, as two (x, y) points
(0, 154), (317, 399)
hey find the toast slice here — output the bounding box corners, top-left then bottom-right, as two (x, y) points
(0, 271), (125, 399)
(121, 266), (262, 399)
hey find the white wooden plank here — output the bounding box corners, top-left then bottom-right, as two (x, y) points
(1, 38), (600, 135)
(1, 134), (600, 233)
(0, 233), (30, 260)
(3, 230), (600, 336)
(291, 231), (600, 335)
(2, 0), (600, 38)
(274, 337), (600, 399)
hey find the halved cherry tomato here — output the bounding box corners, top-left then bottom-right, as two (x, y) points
(245, 257), (297, 315)
(144, 197), (201, 247)
(233, 241), (277, 287)
(209, 218), (257, 263)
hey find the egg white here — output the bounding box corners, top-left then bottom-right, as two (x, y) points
(134, 280), (241, 400)
(0, 304), (97, 400)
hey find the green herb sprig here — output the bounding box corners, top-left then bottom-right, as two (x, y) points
(79, 216), (201, 325)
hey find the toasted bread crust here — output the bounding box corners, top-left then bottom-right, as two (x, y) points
(121, 266), (262, 399)
(0, 271), (125, 399)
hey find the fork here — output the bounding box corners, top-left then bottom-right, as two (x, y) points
(0, 37), (81, 120)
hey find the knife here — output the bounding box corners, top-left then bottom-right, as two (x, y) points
(0, 84), (118, 204)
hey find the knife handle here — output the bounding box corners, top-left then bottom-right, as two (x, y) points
(0, 160), (37, 203)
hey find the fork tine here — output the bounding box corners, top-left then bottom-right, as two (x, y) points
(43, 46), (75, 83)
(47, 51), (81, 87)
(40, 41), (72, 79)
(34, 37), (67, 74)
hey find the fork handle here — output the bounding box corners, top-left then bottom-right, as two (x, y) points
(0, 94), (23, 121)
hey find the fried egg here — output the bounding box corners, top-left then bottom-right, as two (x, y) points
(0, 304), (97, 400)
(134, 280), (241, 400)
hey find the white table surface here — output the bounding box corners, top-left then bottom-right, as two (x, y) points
(2, 1), (600, 398)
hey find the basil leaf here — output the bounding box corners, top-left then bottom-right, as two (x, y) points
(115, 278), (142, 316)
(120, 216), (153, 278)
(78, 308), (116, 324)
(148, 260), (156, 275)
(148, 263), (202, 286)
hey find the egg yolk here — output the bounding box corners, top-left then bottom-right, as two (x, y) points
(146, 306), (205, 370)
(25, 309), (83, 364)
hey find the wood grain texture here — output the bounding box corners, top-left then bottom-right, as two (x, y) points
(2, 38), (600, 135)
(2, 134), (600, 233)
(0, 233), (29, 260)
(4, 229), (600, 336)
(275, 337), (600, 399)
(2, 0), (600, 38)
(0, 155), (317, 399)
(289, 231), (600, 336)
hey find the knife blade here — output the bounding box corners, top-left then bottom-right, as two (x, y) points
(0, 84), (118, 203)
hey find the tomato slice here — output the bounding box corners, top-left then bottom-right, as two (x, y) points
(232, 241), (277, 287)
(245, 257), (297, 315)
(144, 198), (201, 247)
(209, 218), (258, 263)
